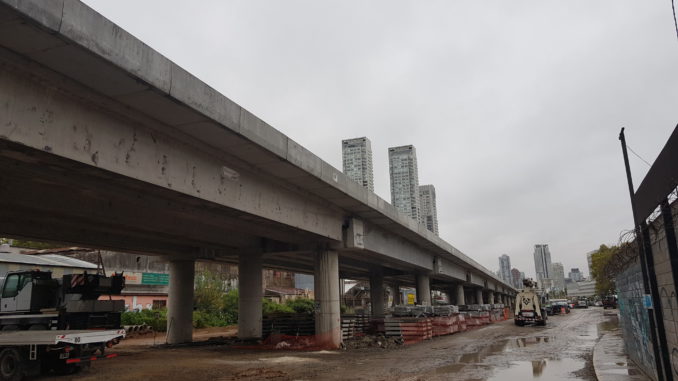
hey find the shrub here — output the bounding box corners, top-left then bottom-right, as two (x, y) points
(285, 298), (315, 314)
(121, 309), (167, 331)
(262, 298), (294, 315)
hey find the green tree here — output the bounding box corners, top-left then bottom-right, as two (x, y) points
(590, 244), (618, 295)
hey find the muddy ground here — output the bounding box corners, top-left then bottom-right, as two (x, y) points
(40, 308), (615, 381)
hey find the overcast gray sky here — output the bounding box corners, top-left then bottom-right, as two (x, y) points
(83, 0), (678, 279)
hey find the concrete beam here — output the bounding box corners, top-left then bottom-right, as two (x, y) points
(167, 259), (194, 344)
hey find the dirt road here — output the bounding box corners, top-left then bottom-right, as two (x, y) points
(45, 308), (614, 381)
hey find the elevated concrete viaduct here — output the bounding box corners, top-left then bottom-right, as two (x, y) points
(0, 0), (515, 347)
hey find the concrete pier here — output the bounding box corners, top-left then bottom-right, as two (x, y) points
(369, 268), (384, 317)
(238, 252), (263, 340)
(488, 292), (495, 304)
(476, 289), (485, 304)
(416, 274), (431, 306)
(391, 284), (400, 307)
(456, 284), (466, 305)
(314, 250), (341, 348)
(167, 259), (195, 344)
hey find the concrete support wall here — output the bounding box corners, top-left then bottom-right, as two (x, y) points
(488, 292), (494, 305)
(416, 274), (431, 306)
(314, 250), (341, 348)
(238, 252), (263, 339)
(456, 285), (465, 306)
(167, 259), (195, 344)
(369, 268), (385, 317)
(476, 289), (484, 305)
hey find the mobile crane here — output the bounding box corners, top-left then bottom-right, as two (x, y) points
(0, 269), (126, 380)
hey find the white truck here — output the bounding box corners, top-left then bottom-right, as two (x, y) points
(0, 270), (127, 379)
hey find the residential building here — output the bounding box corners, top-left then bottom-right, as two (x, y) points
(342, 137), (374, 192)
(418, 184), (439, 235)
(388, 145), (421, 221)
(551, 262), (566, 291)
(533, 244), (552, 282)
(569, 268), (583, 282)
(511, 268), (523, 289)
(566, 279), (597, 298)
(498, 254), (512, 283)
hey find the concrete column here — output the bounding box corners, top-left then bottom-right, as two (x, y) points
(476, 289), (485, 304)
(391, 284), (399, 307)
(448, 287), (456, 305)
(456, 284), (465, 306)
(314, 250), (341, 349)
(488, 292), (495, 305)
(238, 252), (263, 340)
(369, 268), (385, 317)
(167, 259), (195, 344)
(416, 274), (431, 306)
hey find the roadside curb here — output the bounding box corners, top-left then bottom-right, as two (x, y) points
(592, 322), (650, 381)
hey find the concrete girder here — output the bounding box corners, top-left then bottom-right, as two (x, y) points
(0, 47), (344, 242)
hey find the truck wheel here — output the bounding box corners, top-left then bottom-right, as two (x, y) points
(0, 348), (24, 381)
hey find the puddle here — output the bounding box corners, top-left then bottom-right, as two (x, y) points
(258, 356), (320, 364)
(486, 358), (585, 380)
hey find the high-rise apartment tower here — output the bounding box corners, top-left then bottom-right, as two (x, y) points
(418, 185), (439, 235)
(498, 254), (512, 283)
(342, 137), (374, 192)
(551, 262), (566, 291)
(533, 244), (552, 282)
(388, 145), (420, 221)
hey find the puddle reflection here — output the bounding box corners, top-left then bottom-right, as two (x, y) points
(486, 358), (584, 380)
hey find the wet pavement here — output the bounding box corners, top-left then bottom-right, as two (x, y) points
(593, 311), (650, 381)
(51, 308), (643, 381)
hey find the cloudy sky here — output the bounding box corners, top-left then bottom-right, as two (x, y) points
(83, 1), (678, 279)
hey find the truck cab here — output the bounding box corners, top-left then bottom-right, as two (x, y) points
(1, 271), (59, 314)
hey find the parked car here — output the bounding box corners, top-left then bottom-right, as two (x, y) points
(575, 299), (589, 308)
(603, 295), (618, 309)
(550, 300), (571, 314)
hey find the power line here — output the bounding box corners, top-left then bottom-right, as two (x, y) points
(626, 145), (653, 167)
(673, 0), (678, 41)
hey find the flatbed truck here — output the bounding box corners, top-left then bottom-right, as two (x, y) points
(0, 328), (125, 380)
